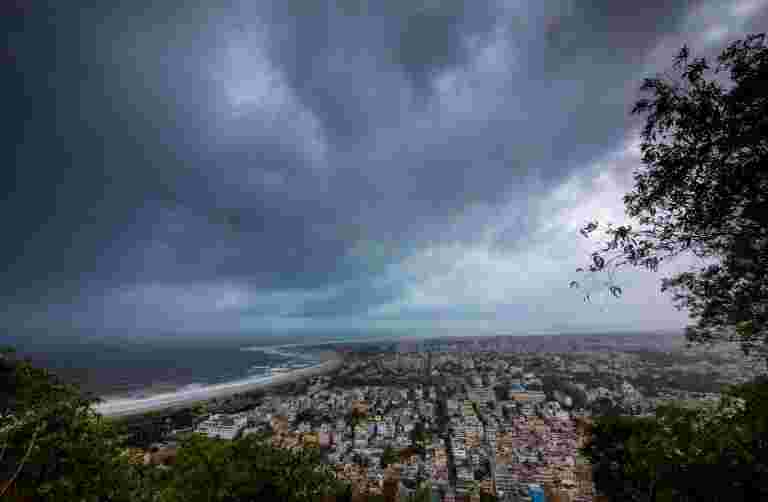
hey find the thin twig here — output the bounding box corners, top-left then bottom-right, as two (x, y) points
(0, 413), (18, 464)
(0, 437), (8, 464)
(0, 422), (42, 498)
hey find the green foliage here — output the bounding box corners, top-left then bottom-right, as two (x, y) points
(381, 445), (399, 468)
(583, 378), (768, 501)
(479, 493), (497, 502)
(410, 422), (429, 452)
(1, 348), (140, 501)
(582, 415), (661, 501)
(407, 482), (431, 502)
(161, 433), (348, 502)
(573, 33), (768, 363)
(346, 408), (367, 429)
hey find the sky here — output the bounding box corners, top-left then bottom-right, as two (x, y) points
(5, 0), (768, 338)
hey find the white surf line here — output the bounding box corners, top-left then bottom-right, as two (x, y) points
(239, 335), (397, 354)
(240, 344), (329, 361)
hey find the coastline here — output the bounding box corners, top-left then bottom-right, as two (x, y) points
(94, 353), (343, 419)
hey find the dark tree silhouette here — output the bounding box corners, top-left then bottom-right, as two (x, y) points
(573, 33), (768, 366)
(583, 378), (768, 501)
(0, 348), (141, 501)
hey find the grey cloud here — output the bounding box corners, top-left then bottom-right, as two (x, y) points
(5, 0), (765, 332)
(291, 279), (406, 318)
(260, 0), (500, 142)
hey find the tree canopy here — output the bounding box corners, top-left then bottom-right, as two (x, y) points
(1, 347), (139, 501)
(573, 33), (768, 365)
(583, 377), (768, 501)
(163, 433), (347, 502)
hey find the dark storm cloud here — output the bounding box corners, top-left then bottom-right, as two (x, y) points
(5, 0), (764, 331)
(543, 0), (702, 59)
(260, 0), (500, 142)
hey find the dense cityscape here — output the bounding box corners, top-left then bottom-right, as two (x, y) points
(128, 333), (763, 502)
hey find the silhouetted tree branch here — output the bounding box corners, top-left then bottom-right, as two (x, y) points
(572, 33), (768, 368)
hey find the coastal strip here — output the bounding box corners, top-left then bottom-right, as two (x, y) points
(94, 354), (343, 419)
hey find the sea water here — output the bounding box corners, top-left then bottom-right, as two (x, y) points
(2, 330), (337, 400)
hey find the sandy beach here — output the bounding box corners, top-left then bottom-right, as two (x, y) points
(94, 354), (343, 418)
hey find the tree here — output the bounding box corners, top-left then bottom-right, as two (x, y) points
(154, 433), (350, 502)
(583, 377), (768, 501)
(572, 33), (768, 365)
(0, 348), (141, 501)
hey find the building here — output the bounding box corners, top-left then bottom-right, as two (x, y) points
(495, 464), (517, 498)
(195, 413), (247, 440)
(510, 391), (547, 404)
(510, 383), (527, 393)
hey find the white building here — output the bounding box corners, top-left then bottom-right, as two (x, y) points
(196, 413), (248, 440)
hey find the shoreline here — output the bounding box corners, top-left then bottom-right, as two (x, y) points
(95, 353), (343, 419)
(97, 347), (338, 403)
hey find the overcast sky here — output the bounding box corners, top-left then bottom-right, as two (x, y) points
(5, 0), (768, 337)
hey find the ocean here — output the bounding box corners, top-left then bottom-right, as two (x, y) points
(2, 329), (380, 399)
